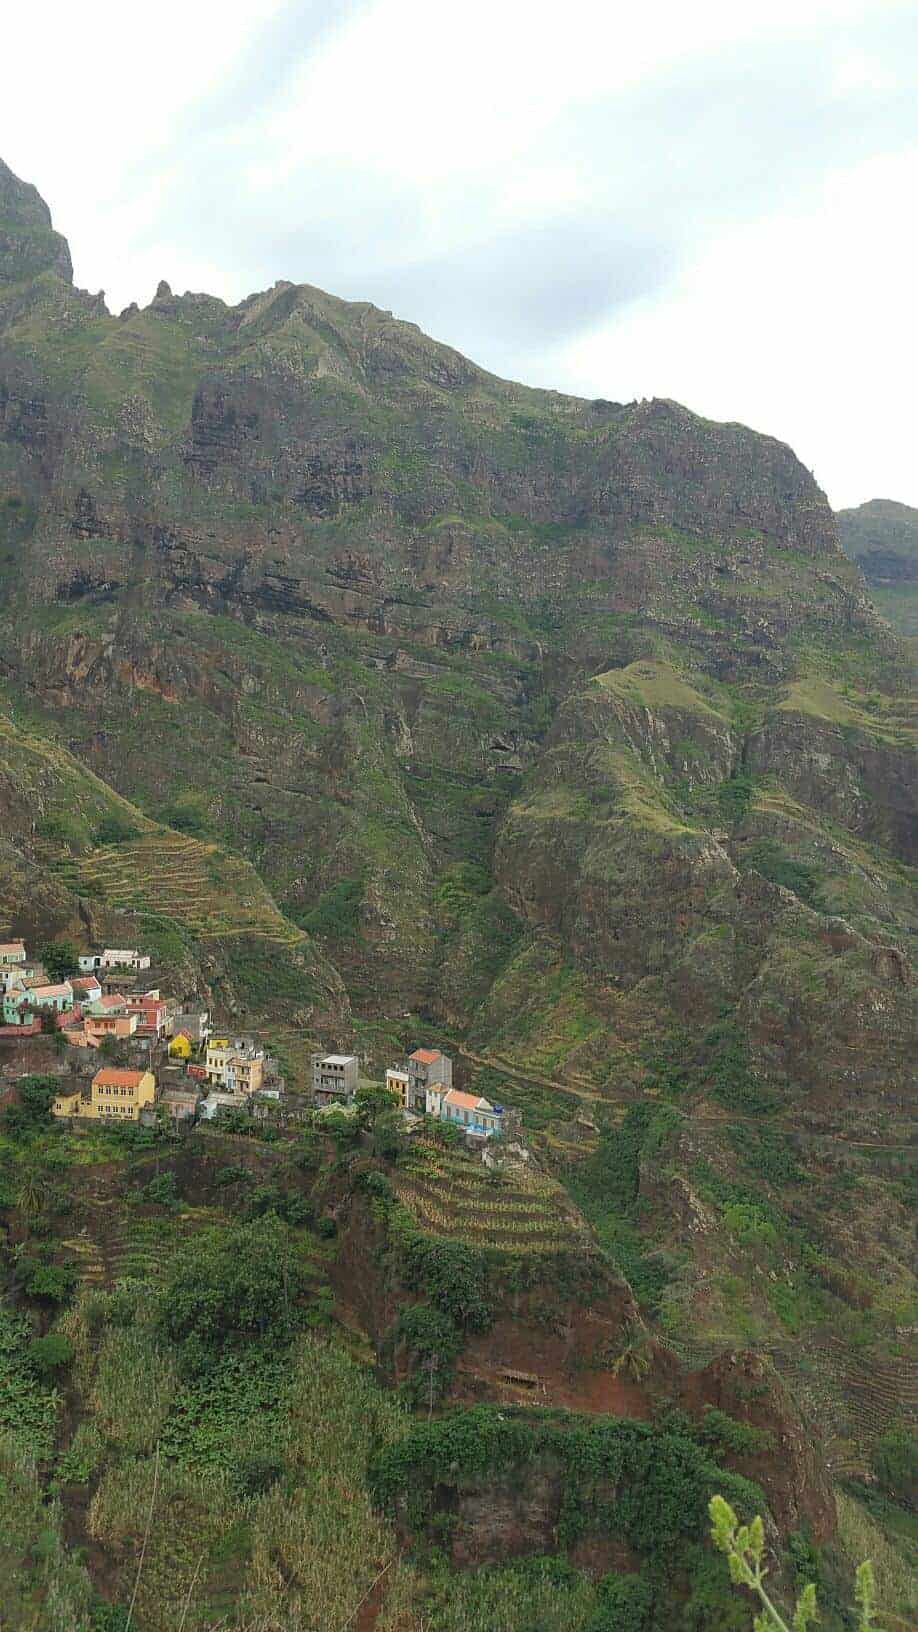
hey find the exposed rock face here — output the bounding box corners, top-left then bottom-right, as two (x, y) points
(0, 162), (914, 1515)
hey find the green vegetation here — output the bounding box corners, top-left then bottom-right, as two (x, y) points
(372, 1404), (762, 1561)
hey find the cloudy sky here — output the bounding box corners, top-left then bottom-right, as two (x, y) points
(5, 0), (917, 507)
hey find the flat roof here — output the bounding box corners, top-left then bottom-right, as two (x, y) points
(319, 1053), (358, 1065)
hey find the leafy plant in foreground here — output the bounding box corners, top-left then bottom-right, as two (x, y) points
(709, 1494), (884, 1631)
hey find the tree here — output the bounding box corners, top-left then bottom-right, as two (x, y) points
(157, 1214), (309, 1360)
(38, 941), (79, 982)
(4, 1076), (56, 1137)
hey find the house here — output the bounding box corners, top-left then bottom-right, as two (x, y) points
(200, 1090), (244, 1121)
(0, 941), (26, 965)
(78, 948), (151, 974)
(311, 1052), (359, 1106)
(205, 1037), (232, 1082)
(70, 975), (102, 1005)
(28, 981), (74, 1013)
(125, 994), (169, 1038)
(173, 1007), (210, 1045)
(406, 1047), (452, 1114)
(51, 1085), (86, 1118)
(88, 1067), (156, 1120)
(84, 1000), (140, 1043)
(168, 1031), (193, 1061)
(1, 988), (30, 1026)
(225, 1054), (264, 1097)
(206, 1037), (265, 1092)
(385, 1066), (409, 1108)
(159, 1085), (202, 1124)
(428, 1086), (507, 1140)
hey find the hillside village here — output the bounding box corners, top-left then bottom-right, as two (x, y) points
(0, 936), (520, 1147)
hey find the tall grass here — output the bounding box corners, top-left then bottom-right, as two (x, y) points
(238, 1336), (411, 1631)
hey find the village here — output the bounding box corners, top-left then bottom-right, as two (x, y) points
(0, 937), (520, 1147)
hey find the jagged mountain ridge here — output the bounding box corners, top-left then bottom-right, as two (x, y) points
(0, 158), (915, 1435)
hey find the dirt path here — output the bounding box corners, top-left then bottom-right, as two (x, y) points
(457, 1045), (916, 1151)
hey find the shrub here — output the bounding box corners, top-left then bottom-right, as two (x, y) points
(27, 1332), (75, 1380)
(743, 840), (823, 909)
(590, 1571), (653, 1632)
(143, 1171), (179, 1207)
(300, 877), (364, 941)
(93, 812), (139, 846)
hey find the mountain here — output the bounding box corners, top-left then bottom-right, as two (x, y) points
(0, 159), (915, 1628)
(838, 497), (918, 638)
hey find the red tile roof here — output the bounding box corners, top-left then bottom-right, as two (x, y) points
(92, 1069), (147, 1088)
(409, 1047), (442, 1065)
(443, 1089), (498, 1114)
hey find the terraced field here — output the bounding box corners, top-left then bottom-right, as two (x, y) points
(76, 831), (304, 944)
(394, 1143), (594, 1255)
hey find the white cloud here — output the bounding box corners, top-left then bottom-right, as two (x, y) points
(2, 0), (916, 506)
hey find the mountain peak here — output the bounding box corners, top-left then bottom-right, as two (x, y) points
(0, 157), (73, 285)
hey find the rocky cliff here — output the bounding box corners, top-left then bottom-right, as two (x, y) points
(0, 158), (914, 1551)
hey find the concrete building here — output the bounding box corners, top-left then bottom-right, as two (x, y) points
(406, 1047), (452, 1114)
(200, 1090), (243, 1121)
(28, 981), (74, 1013)
(172, 1007), (210, 1044)
(78, 948), (151, 974)
(311, 1052), (359, 1106)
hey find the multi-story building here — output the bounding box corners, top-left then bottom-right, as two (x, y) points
(311, 1052), (359, 1106)
(224, 1053), (264, 1097)
(125, 994), (169, 1038)
(405, 1047), (452, 1113)
(0, 941), (26, 966)
(51, 1068), (157, 1121)
(173, 1007), (210, 1045)
(89, 1068), (156, 1120)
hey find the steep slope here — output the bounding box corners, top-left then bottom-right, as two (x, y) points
(0, 157), (914, 1497)
(838, 498), (918, 637)
(0, 706), (345, 1025)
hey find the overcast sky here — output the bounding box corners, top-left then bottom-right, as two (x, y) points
(4, 0), (917, 507)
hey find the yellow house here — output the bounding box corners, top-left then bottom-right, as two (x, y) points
(168, 1032), (193, 1061)
(52, 1086), (85, 1118)
(89, 1068), (156, 1121)
(205, 1038), (231, 1083)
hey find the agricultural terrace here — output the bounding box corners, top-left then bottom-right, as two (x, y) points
(394, 1141), (593, 1256)
(76, 831), (303, 943)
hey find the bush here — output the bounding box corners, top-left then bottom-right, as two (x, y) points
(28, 1332), (75, 1380)
(300, 877), (363, 941)
(590, 1571), (653, 1632)
(93, 812), (140, 847)
(743, 840), (823, 909)
(142, 1171), (179, 1207)
(22, 1259), (77, 1305)
(872, 1422), (917, 1507)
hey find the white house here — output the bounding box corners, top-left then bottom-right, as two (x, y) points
(78, 948), (151, 973)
